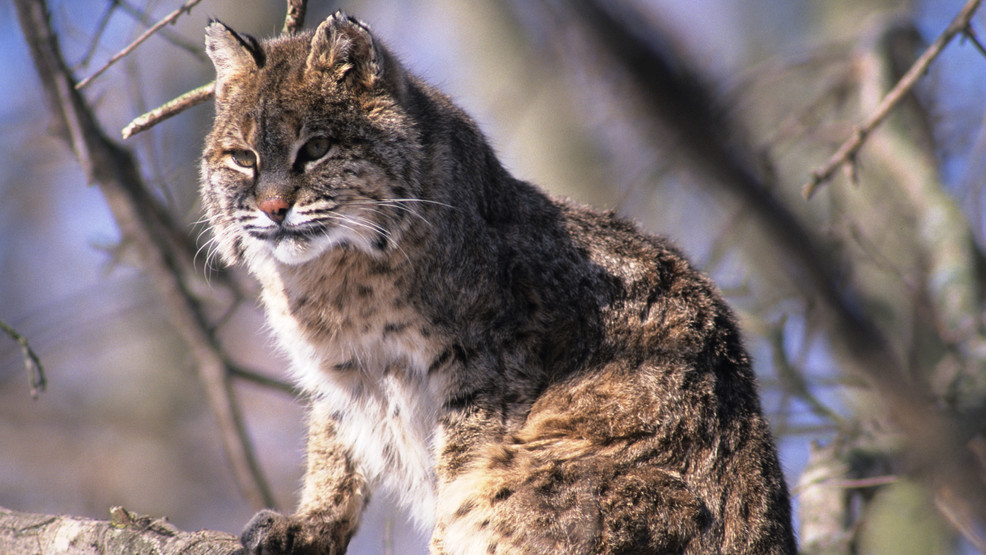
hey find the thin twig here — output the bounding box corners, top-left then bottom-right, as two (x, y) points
(936, 487), (986, 551)
(115, 0), (207, 62)
(826, 475), (898, 489)
(0, 320), (46, 399)
(76, 0), (204, 90)
(230, 365), (301, 397)
(803, 0), (984, 198)
(963, 24), (986, 57)
(769, 318), (846, 427)
(75, 0), (117, 71)
(121, 81), (212, 139)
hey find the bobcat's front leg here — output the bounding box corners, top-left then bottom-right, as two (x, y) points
(241, 401), (368, 554)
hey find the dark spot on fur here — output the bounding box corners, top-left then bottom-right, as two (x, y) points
(332, 359), (359, 372)
(373, 232), (389, 251)
(232, 239), (245, 261)
(489, 447), (515, 470)
(427, 347), (454, 374)
(443, 387), (481, 411)
(454, 499), (476, 519)
(383, 362), (405, 377)
(383, 441), (396, 463)
(452, 343), (470, 363)
(491, 487), (513, 503)
(383, 321), (409, 337)
(356, 285), (374, 298)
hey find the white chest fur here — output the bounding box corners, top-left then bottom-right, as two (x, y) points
(255, 259), (442, 530)
(319, 366), (439, 530)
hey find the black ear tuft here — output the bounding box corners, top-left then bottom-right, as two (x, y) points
(305, 11), (382, 88)
(205, 20), (265, 99)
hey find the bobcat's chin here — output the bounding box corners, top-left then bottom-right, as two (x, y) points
(267, 235), (333, 265)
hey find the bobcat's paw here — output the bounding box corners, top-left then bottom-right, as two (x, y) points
(240, 509), (348, 554)
(241, 509), (294, 554)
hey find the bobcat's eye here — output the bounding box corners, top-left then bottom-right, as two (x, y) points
(297, 137), (331, 165)
(230, 149), (257, 168)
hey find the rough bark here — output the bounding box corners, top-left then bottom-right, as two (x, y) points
(0, 506), (238, 555)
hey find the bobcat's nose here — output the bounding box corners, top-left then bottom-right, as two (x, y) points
(259, 197), (290, 224)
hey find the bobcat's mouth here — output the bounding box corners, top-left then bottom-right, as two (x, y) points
(247, 222), (327, 242)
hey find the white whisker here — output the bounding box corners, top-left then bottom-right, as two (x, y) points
(335, 213), (413, 265)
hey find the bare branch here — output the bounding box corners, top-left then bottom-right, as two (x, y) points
(0, 320), (45, 399)
(115, 0), (208, 62)
(75, 0), (205, 91)
(803, 0), (984, 198)
(768, 319), (844, 427)
(230, 364), (302, 397)
(75, 0), (117, 71)
(0, 505), (238, 555)
(963, 24), (986, 57)
(121, 81), (212, 139)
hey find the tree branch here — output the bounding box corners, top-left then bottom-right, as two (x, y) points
(0, 319), (46, 399)
(114, 0), (209, 62)
(0, 505), (238, 555)
(13, 0), (274, 509)
(75, 0), (205, 90)
(121, 81), (212, 139)
(803, 0), (984, 198)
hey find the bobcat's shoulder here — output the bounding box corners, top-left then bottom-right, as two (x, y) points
(201, 11), (796, 554)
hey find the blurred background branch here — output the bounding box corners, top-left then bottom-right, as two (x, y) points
(0, 319), (45, 399)
(12, 0), (277, 510)
(804, 0), (984, 198)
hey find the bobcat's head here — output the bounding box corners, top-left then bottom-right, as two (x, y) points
(201, 12), (421, 268)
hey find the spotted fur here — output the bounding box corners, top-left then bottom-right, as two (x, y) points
(201, 11), (795, 554)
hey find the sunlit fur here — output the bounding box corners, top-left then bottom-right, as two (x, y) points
(201, 11), (795, 555)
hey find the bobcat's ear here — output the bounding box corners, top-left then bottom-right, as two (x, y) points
(306, 12), (382, 88)
(205, 20), (265, 100)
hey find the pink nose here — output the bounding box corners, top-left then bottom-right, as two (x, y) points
(258, 198), (290, 223)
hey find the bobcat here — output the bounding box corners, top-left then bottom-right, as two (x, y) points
(201, 12), (795, 554)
